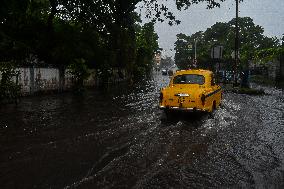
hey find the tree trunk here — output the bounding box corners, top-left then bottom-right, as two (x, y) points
(47, 0), (58, 31)
(58, 66), (65, 92)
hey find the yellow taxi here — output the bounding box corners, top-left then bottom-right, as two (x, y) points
(159, 69), (222, 113)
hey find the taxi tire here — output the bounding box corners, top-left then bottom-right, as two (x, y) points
(164, 109), (171, 117)
(212, 101), (217, 111)
(164, 109), (176, 120)
(208, 102), (216, 118)
(209, 101), (216, 113)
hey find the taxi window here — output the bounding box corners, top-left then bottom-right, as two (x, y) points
(173, 74), (205, 85)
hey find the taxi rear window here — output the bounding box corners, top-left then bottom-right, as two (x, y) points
(173, 74), (205, 85)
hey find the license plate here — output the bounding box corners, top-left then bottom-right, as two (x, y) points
(178, 93), (189, 97)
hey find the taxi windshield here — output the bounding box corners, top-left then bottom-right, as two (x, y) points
(173, 74), (205, 85)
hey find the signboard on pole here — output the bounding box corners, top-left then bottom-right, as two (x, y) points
(211, 46), (224, 59)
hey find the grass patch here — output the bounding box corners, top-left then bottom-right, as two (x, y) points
(232, 87), (265, 95)
(221, 83), (265, 95)
(250, 75), (276, 86)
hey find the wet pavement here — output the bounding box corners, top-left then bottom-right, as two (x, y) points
(0, 73), (283, 189)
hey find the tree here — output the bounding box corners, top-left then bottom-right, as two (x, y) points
(174, 33), (191, 69)
(228, 17), (278, 64)
(0, 0), (229, 71)
(68, 58), (90, 91)
(134, 22), (159, 79)
(174, 17), (279, 70)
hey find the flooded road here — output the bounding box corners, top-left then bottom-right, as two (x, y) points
(0, 73), (283, 189)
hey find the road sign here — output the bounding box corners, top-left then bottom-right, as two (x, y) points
(211, 46), (224, 59)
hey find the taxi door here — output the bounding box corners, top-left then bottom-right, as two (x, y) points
(210, 74), (222, 110)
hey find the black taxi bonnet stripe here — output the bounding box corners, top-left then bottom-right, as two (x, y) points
(205, 88), (222, 98)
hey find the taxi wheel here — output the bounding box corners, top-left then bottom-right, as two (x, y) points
(164, 109), (172, 117)
(208, 101), (216, 118)
(164, 109), (175, 120)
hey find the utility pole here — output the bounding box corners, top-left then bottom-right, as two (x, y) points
(194, 40), (197, 60)
(194, 40), (198, 68)
(234, 0), (239, 85)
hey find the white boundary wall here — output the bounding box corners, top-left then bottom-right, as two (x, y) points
(0, 67), (128, 95)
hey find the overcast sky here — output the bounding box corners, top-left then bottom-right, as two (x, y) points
(140, 0), (284, 58)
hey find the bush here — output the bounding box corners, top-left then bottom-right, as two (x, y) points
(67, 58), (90, 91)
(0, 62), (21, 104)
(132, 66), (147, 81)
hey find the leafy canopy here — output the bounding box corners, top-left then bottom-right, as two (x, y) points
(174, 17), (279, 69)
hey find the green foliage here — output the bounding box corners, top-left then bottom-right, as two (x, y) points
(254, 47), (284, 63)
(136, 23), (159, 55)
(0, 0), (229, 83)
(174, 17), (279, 70)
(97, 64), (113, 84)
(67, 58), (90, 90)
(134, 22), (159, 79)
(132, 66), (147, 81)
(174, 33), (192, 69)
(231, 87), (265, 95)
(0, 62), (21, 103)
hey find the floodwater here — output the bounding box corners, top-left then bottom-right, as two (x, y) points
(0, 73), (283, 189)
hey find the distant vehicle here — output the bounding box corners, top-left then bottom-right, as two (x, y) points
(167, 69), (174, 76)
(161, 69), (168, 75)
(159, 69), (222, 113)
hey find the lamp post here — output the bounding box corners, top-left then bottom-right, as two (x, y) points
(193, 40), (198, 68)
